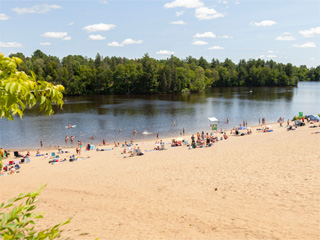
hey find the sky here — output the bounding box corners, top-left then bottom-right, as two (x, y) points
(0, 0), (319, 67)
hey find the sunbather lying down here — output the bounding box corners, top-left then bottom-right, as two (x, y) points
(311, 131), (320, 134)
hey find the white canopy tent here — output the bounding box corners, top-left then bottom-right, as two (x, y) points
(208, 117), (219, 122)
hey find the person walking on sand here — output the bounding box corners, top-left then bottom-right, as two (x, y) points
(40, 139), (43, 148)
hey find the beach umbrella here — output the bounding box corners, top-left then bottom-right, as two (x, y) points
(238, 126), (247, 130)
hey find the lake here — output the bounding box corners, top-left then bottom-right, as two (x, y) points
(0, 81), (319, 149)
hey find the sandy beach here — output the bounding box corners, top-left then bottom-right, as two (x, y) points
(0, 122), (319, 239)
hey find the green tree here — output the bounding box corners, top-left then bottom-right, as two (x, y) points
(0, 53), (64, 120)
(0, 186), (70, 239)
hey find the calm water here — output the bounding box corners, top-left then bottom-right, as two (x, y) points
(1, 82), (319, 149)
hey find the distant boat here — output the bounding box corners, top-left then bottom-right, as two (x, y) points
(65, 125), (76, 129)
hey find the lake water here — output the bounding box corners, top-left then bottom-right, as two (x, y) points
(1, 82), (319, 149)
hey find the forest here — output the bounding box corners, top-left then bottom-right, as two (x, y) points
(10, 50), (320, 95)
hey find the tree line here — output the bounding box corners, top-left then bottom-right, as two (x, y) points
(10, 50), (320, 95)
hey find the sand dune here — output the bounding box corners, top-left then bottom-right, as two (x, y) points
(0, 123), (319, 239)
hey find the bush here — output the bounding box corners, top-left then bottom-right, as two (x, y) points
(0, 185), (70, 239)
(291, 116), (303, 121)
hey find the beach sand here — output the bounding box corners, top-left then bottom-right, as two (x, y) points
(0, 122), (319, 239)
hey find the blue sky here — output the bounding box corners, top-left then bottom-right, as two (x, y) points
(0, 0), (319, 67)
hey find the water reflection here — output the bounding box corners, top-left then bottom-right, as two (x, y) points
(1, 82), (319, 149)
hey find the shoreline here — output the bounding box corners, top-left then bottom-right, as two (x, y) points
(4, 121), (281, 153)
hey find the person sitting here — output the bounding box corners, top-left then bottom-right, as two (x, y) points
(10, 166), (16, 174)
(36, 149), (41, 155)
(136, 147), (144, 156)
(223, 133), (228, 139)
(86, 143), (91, 151)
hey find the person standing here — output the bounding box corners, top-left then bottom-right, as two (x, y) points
(191, 134), (195, 148)
(157, 133), (159, 139)
(40, 139), (43, 148)
(183, 128), (185, 135)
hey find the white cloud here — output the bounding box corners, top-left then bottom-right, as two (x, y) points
(0, 13), (10, 20)
(234, 1), (240, 4)
(194, 32), (216, 38)
(40, 42), (51, 46)
(122, 38), (143, 45)
(100, 0), (108, 4)
(89, 35), (106, 40)
(83, 23), (116, 33)
(258, 55), (265, 58)
(195, 7), (224, 20)
(108, 41), (123, 47)
(310, 57), (315, 60)
(67, 22), (74, 26)
(171, 20), (186, 25)
(208, 46), (224, 50)
(218, 35), (233, 39)
(108, 38), (143, 47)
(12, 4), (61, 14)
(192, 40), (208, 45)
(175, 11), (184, 16)
(156, 50), (175, 55)
(42, 32), (68, 38)
(250, 20), (277, 27)
(299, 27), (320, 38)
(293, 42), (316, 48)
(0, 42), (22, 48)
(164, 0), (204, 8)
(268, 50), (279, 53)
(267, 55), (277, 58)
(63, 36), (71, 41)
(275, 35), (295, 41)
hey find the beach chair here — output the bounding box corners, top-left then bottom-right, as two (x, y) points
(69, 155), (76, 162)
(14, 151), (21, 158)
(51, 152), (55, 158)
(25, 157), (30, 163)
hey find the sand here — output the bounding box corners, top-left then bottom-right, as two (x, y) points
(0, 122), (319, 239)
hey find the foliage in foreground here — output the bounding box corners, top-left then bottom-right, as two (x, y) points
(0, 185), (71, 239)
(0, 53), (64, 121)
